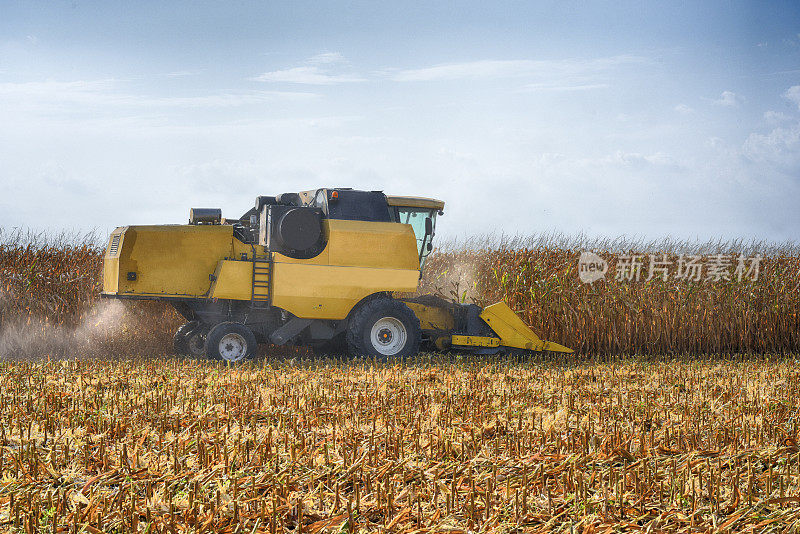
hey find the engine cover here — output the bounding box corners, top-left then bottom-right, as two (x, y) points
(276, 208), (322, 251)
(259, 205), (324, 258)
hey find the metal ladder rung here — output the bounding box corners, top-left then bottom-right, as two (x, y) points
(250, 249), (272, 308)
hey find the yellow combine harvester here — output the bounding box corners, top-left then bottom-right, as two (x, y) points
(101, 188), (572, 361)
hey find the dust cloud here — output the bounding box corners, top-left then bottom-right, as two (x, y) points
(0, 299), (129, 360)
(423, 259), (481, 304)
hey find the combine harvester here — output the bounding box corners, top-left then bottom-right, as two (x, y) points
(101, 188), (572, 361)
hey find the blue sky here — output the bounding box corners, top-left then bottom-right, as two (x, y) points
(1, 1), (799, 241)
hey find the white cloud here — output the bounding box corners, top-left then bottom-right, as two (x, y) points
(390, 55), (644, 82)
(166, 70), (201, 77)
(308, 52), (346, 65)
(784, 85), (800, 110)
(740, 85), (800, 171)
(144, 91), (318, 107)
(712, 90), (743, 107)
(0, 79), (317, 110)
(253, 66), (366, 85)
(0, 79), (116, 96)
(253, 53), (365, 85)
(597, 151), (682, 170)
(764, 110), (791, 125)
(674, 104), (694, 114)
(252, 53), (641, 88)
(391, 60), (536, 81)
(523, 82), (609, 92)
(743, 122), (800, 171)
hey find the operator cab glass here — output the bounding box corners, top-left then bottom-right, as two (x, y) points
(394, 208), (438, 269)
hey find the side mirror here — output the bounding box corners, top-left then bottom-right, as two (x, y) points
(426, 242), (433, 252)
(425, 216), (433, 235)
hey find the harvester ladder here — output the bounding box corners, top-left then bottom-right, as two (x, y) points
(251, 249), (272, 309)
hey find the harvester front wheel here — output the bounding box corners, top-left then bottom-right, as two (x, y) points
(347, 298), (421, 360)
(173, 321), (206, 358)
(205, 322), (257, 363)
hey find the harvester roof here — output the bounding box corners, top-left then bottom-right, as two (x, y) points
(386, 196), (445, 211)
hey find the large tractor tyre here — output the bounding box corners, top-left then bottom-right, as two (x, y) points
(346, 298), (421, 360)
(173, 321), (207, 357)
(205, 322), (258, 363)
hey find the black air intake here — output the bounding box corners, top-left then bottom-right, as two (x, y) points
(259, 205), (324, 258)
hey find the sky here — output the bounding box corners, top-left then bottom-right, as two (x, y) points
(0, 1), (799, 242)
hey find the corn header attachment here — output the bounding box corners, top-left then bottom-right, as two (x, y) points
(101, 188), (572, 361)
(401, 297), (572, 355)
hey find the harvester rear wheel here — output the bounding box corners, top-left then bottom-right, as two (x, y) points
(347, 298), (421, 360)
(205, 322), (257, 363)
(173, 321), (206, 357)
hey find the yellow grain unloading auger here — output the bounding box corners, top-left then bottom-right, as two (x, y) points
(101, 188), (572, 361)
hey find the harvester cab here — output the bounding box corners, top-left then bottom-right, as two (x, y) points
(101, 187), (571, 361)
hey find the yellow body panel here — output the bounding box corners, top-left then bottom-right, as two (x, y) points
(103, 257), (120, 292)
(102, 218), (421, 321)
(480, 302), (573, 353)
(210, 260), (254, 300)
(451, 335), (501, 347)
(269, 219), (418, 269)
(326, 219), (419, 269)
(268, 219), (421, 319)
(271, 263), (419, 319)
(404, 302), (455, 331)
(102, 225), (234, 297)
(231, 239), (266, 260)
(103, 232), (124, 292)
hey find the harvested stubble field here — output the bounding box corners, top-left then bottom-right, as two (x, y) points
(2, 355), (800, 533)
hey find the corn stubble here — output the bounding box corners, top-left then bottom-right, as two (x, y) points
(1, 356), (800, 533)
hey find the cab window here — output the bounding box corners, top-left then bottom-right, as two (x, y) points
(312, 189), (327, 211)
(396, 208), (437, 266)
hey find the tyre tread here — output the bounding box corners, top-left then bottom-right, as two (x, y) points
(205, 322), (258, 362)
(346, 298), (421, 359)
(173, 321), (200, 355)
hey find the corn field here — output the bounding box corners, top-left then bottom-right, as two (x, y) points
(1, 229), (799, 356)
(2, 356), (800, 532)
(421, 236), (800, 355)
